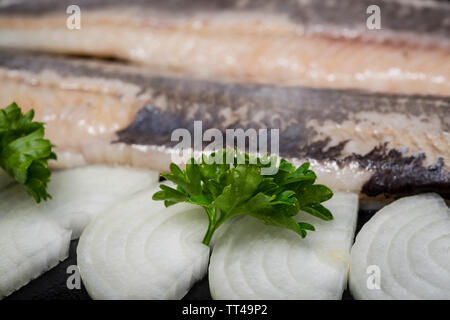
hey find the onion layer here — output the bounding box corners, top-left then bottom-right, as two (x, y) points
(0, 165), (158, 298)
(0, 207), (71, 299)
(209, 192), (359, 300)
(77, 187), (210, 299)
(0, 165), (159, 239)
(349, 193), (450, 300)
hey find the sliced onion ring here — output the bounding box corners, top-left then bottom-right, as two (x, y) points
(349, 193), (450, 300)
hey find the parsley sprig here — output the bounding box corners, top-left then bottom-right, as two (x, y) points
(153, 150), (333, 245)
(0, 102), (56, 202)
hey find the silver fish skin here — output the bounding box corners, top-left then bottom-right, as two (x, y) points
(0, 0), (449, 95)
(0, 50), (448, 199)
(1, 0), (449, 41)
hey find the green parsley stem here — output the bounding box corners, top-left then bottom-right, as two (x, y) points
(202, 207), (225, 245)
(202, 221), (216, 246)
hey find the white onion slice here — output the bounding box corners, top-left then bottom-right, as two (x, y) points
(77, 187), (210, 299)
(0, 206), (71, 299)
(209, 192), (359, 299)
(0, 165), (159, 239)
(349, 193), (450, 300)
(0, 165), (158, 298)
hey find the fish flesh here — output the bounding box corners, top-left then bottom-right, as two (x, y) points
(349, 193), (450, 299)
(0, 199), (71, 299)
(0, 0), (449, 96)
(0, 165), (159, 239)
(0, 50), (448, 200)
(77, 186), (210, 299)
(209, 192), (359, 299)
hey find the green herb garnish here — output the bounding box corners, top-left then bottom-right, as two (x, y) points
(0, 102), (56, 203)
(153, 149), (333, 245)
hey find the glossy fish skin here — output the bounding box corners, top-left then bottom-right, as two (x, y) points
(1, 0), (449, 40)
(0, 50), (448, 199)
(0, 0), (449, 96)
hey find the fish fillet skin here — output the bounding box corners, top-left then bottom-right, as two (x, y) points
(77, 187), (210, 300)
(349, 193), (450, 299)
(209, 192), (359, 300)
(0, 165), (159, 239)
(0, 202), (71, 299)
(0, 50), (448, 199)
(0, 0), (449, 96)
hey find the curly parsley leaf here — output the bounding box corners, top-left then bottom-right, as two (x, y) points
(0, 102), (56, 203)
(152, 149), (333, 245)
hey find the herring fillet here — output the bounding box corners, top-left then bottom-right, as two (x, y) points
(349, 193), (450, 299)
(76, 188), (210, 300)
(0, 0), (449, 96)
(0, 50), (448, 200)
(209, 192), (359, 300)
